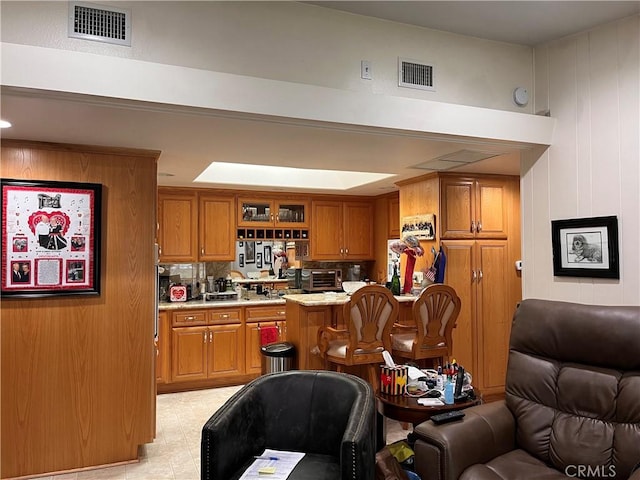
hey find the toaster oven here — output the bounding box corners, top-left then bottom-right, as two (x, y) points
(301, 268), (343, 292)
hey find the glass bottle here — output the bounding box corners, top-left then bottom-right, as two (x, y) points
(391, 263), (401, 296)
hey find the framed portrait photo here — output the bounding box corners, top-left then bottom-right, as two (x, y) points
(1, 178), (102, 297)
(551, 215), (619, 279)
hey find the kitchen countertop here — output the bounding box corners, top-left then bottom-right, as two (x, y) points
(160, 292), (418, 310)
(159, 297), (286, 310)
(283, 292), (417, 306)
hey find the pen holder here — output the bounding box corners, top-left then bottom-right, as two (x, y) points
(380, 365), (408, 395)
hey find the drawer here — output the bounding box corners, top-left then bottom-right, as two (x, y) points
(173, 311), (206, 326)
(245, 306), (287, 323)
(208, 309), (241, 325)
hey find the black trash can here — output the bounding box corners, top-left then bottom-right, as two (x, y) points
(260, 342), (296, 374)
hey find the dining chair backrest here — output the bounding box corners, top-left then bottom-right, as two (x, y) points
(412, 284), (461, 357)
(343, 284), (399, 357)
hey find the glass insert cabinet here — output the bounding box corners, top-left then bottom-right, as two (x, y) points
(238, 198), (309, 228)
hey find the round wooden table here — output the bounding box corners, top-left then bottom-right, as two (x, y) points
(377, 392), (480, 426)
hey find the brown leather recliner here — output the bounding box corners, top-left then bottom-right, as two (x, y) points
(412, 299), (640, 480)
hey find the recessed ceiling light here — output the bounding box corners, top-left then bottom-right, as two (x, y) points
(0, 120), (12, 129)
(194, 162), (396, 190)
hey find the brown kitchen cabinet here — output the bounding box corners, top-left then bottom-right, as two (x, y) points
(388, 195), (400, 239)
(440, 176), (513, 240)
(156, 311), (171, 385)
(157, 188), (235, 263)
(199, 194), (236, 261)
(157, 190), (198, 262)
(238, 198), (309, 228)
(245, 305), (287, 374)
(170, 308), (244, 383)
(310, 200), (374, 260)
(398, 172), (521, 401)
(441, 239), (517, 399)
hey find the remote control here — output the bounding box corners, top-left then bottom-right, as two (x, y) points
(430, 410), (465, 424)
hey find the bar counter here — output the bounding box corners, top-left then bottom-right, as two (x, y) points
(283, 292), (417, 370)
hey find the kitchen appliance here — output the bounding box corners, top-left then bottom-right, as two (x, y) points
(301, 268), (342, 292)
(285, 267), (302, 289)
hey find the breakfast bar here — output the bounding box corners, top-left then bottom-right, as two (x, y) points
(283, 292), (417, 371)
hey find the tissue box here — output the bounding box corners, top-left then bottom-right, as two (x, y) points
(380, 365), (408, 395)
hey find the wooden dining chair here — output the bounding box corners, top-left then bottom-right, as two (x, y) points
(391, 284), (461, 368)
(317, 284), (399, 391)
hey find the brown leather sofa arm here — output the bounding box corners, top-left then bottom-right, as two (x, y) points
(630, 466), (640, 480)
(412, 401), (516, 480)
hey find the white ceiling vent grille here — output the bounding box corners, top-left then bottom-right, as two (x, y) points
(399, 57), (435, 91)
(68, 2), (131, 46)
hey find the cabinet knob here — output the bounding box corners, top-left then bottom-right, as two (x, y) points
(203, 331), (207, 343)
(478, 270), (483, 280)
(201, 247), (204, 255)
(209, 330), (213, 342)
(472, 270), (477, 282)
(470, 221), (475, 233)
(476, 221), (482, 233)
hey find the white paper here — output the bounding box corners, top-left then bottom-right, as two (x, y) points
(406, 365), (425, 380)
(417, 398), (444, 406)
(238, 448), (306, 480)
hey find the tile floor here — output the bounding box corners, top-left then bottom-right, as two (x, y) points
(35, 386), (411, 480)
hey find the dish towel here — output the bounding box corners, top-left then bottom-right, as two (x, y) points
(260, 325), (278, 346)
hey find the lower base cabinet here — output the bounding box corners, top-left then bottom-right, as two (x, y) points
(171, 324), (244, 382)
(170, 308), (245, 384)
(160, 304), (289, 392)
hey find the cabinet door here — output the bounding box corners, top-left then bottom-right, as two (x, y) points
(475, 241), (511, 395)
(171, 326), (208, 382)
(440, 178), (475, 239)
(475, 180), (509, 239)
(388, 195), (400, 239)
(238, 199), (275, 227)
(311, 201), (343, 260)
(199, 195), (235, 261)
(343, 201), (374, 260)
(245, 321), (283, 374)
(156, 311), (171, 384)
(440, 240), (476, 375)
(158, 191), (198, 262)
(208, 324), (244, 377)
(275, 200), (309, 228)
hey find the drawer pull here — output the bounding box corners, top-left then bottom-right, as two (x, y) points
(186, 316), (195, 321)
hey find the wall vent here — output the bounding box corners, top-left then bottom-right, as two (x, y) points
(68, 2), (131, 46)
(398, 57), (435, 91)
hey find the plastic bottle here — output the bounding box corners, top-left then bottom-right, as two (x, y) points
(444, 380), (455, 405)
(391, 264), (401, 296)
(436, 365), (444, 390)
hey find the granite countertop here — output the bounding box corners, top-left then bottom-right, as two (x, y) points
(283, 292), (417, 306)
(159, 297), (286, 310)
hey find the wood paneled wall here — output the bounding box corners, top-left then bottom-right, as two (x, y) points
(1, 141), (159, 479)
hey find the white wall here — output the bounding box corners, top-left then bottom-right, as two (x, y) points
(0, 1), (532, 112)
(522, 15), (639, 305)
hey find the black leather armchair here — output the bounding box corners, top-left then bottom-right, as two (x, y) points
(201, 370), (377, 480)
(412, 299), (640, 480)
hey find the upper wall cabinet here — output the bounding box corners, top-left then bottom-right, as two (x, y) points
(311, 200), (374, 260)
(199, 194), (236, 261)
(440, 177), (512, 239)
(158, 189), (235, 262)
(238, 198), (309, 228)
(158, 191), (198, 262)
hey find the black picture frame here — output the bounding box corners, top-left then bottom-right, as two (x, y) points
(244, 241), (255, 264)
(263, 245), (272, 264)
(1, 178), (102, 297)
(256, 253), (263, 269)
(551, 215), (619, 279)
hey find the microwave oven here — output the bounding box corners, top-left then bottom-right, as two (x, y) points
(301, 268), (343, 292)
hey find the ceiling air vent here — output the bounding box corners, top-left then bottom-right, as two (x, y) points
(399, 57), (435, 91)
(68, 2), (131, 46)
